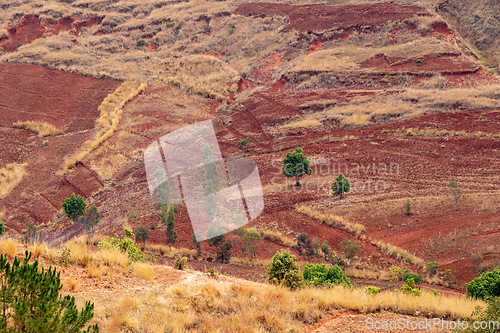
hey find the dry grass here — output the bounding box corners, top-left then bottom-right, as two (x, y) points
(230, 257), (270, 269)
(281, 119), (322, 129)
(64, 81), (147, 171)
(96, 280), (484, 331)
(386, 127), (500, 139)
(145, 243), (198, 260)
(134, 261), (155, 280)
(344, 267), (390, 281)
(13, 121), (62, 137)
(0, 238), (17, 259)
(296, 205), (366, 237)
(371, 239), (425, 267)
(0, 163), (27, 199)
(257, 229), (297, 247)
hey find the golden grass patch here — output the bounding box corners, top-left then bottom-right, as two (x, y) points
(296, 205), (366, 237)
(281, 119), (322, 129)
(0, 163), (27, 199)
(134, 262), (155, 280)
(0, 238), (17, 259)
(386, 127), (500, 139)
(13, 121), (62, 137)
(257, 229), (297, 247)
(371, 239), (425, 267)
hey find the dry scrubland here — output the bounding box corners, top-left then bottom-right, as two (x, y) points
(0, 237), (487, 332)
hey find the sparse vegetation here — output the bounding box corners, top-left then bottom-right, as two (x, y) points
(237, 137), (251, 151)
(296, 205), (366, 237)
(405, 199), (412, 216)
(339, 239), (360, 261)
(174, 254), (188, 270)
(12, 121), (62, 137)
(98, 228), (144, 262)
(0, 163), (27, 200)
(449, 179), (461, 210)
(79, 204), (100, 237)
(372, 240), (425, 267)
(207, 233), (233, 264)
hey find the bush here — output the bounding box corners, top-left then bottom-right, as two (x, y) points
(98, 228), (144, 261)
(24, 220), (42, 244)
(365, 286), (381, 295)
(302, 263), (351, 287)
(62, 193), (86, 224)
(0, 220), (4, 235)
(405, 199), (412, 215)
(79, 204), (100, 237)
(135, 226), (150, 247)
(136, 40), (145, 47)
(0, 251), (99, 332)
(174, 254), (188, 270)
(466, 268), (500, 300)
(339, 239), (360, 260)
(403, 272), (423, 284)
(207, 233), (233, 263)
(425, 262), (440, 277)
(460, 297), (500, 332)
(400, 278), (421, 296)
(267, 250), (303, 289)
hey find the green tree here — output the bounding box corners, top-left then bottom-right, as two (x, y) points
(24, 221), (42, 244)
(449, 179), (461, 210)
(207, 233), (233, 263)
(466, 268), (500, 300)
(296, 233), (315, 262)
(461, 297), (500, 333)
(79, 205), (100, 237)
(339, 239), (360, 261)
(135, 226), (150, 248)
(0, 220), (4, 236)
(243, 228), (261, 259)
(0, 251), (99, 332)
(165, 205), (178, 244)
(237, 137), (251, 152)
(62, 194), (87, 224)
(282, 147), (312, 186)
(98, 228), (143, 261)
(267, 250), (303, 289)
(332, 173), (350, 199)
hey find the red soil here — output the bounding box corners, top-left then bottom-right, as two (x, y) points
(234, 3), (429, 33)
(202, 51), (223, 59)
(252, 52), (283, 82)
(0, 14), (102, 52)
(305, 39), (323, 55)
(0, 63), (120, 233)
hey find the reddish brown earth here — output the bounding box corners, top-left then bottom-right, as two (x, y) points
(0, 63), (120, 233)
(234, 3), (430, 33)
(0, 14), (102, 52)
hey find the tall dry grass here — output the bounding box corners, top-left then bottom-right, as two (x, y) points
(0, 238), (17, 259)
(64, 81), (147, 171)
(296, 205), (366, 237)
(386, 127), (500, 139)
(371, 239), (425, 267)
(0, 163), (27, 199)
(12, 121), (62, 137)
(257, 229), (297, 247)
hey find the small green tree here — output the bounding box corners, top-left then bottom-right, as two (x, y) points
(424, 262), (440, 277)
(24, 220), (42, 244)
(98, 228), (143, 261)
(405, 199), (412, 216)
(267, 250), (303, 289)
(462, 297), (500, 333)
(135, 226), (150, 248)
(208, 233), (233, 263)
(0, 220), (4, 236)
(339, 239), (360, 261)
(243, 228), (261, 259)
(449, 179), (461, 210)
(165, 205), (177, 244)
(282, 147), (312, 186)
(0, 251), (99, 332)
(332, 173), (350, 199)
(79, 205), (100, 237)
(62, 193), (87, 224)
(237, 137), (252, 152)
(296, 233), (315, 261)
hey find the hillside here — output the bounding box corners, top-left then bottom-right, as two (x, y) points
(0, 0), (500, 331)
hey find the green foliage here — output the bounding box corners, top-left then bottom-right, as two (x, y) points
(166, 21), (174, 28)
(62, 194), (87, 224)
(466, 268), (500, 300)
(60, 246), (73, 267)
(175, 22), (182, 30)
(302, 263), (351, 287)
(24, 221), (42, 244)
(237, 137), (251, 150)
(430, 290), (440, 296)
(296, 233), (315, 261)
(135, 226), (150, 247)
(425, 262), (440, 277)
(321, 241), (346, 268)
(365, 286), (381, 295)
(449, 179), (461, 210)
(339, 239), (360, 260)
(400, 278), (421, 296)
(207, 233), (233, 263)
(79, 205), (100, 237)
(332, 173), (351, 199)
(416, 59), (423, 64)
(403, 272), (423, 284)
(234, 227), (261, 259)
(97, 229), (144, 262)
(267, 250), (303, 289)
(0, 220), (4, 236)
(388, 266), (409, 282)
(282, 147), (312, 185)
(437, 34), (442, 40)
(405, 199), (412, 215)
(165, 206), (177, 244)
(129, 211), (137, 219)
(174, 254), (188, 270)
(206, 267), (220, 279)
(191, 234), (201, 257)
(228, 27), (235, 34)
(0, 251), (99, 332)
(459, 297), (500, 333)
(136, 40), (145, 47)
(444, 269), (457, 286)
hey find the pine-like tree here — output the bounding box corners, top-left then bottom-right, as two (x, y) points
(165, 206), (177, 243)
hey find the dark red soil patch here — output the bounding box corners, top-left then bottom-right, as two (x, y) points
(202, 51), (223, 59)
(306, 39), (323, 55)
(234, 3), (429, 33)
(0, 14), (102, 52)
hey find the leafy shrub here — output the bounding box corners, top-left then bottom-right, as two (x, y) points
(400, 278), (421, 296)
(237, 137), (251, 150)
(460, 297), (500, 332)
(403, 272), (423, 284)
(166, 21), (174, 28)
(302, 263), (351, 287)
(136, 40), (145, 47)
(339, 239), (360, 260)
(444, 269), (457, 286)
(466, 268), (500, 300)
(135, 226), (150, 247)
(0, 220), (4, 235)
(62, 194), (86, 224)
(332, 173), (350, 199)
(405, 199), (412, 215)
(0, 251), (99, 332)
(267, 250), (303, 289)
(60, 246), (73, 267)
(174, 254), (188, 270)
(425, 262), (440, 277)
(98, 228), (144, 261)
(207, 267), (220, 279)
(365, 286), (381, 295)
(208, 233), (233, 263)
